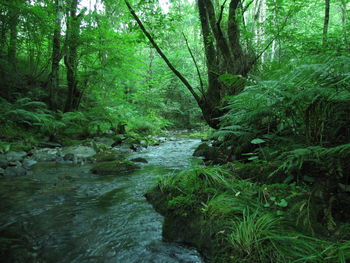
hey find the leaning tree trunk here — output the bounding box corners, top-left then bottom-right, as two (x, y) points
(125, 0), (255, 129)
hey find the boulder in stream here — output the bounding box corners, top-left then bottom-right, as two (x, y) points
(91, 160), (140, 175)
(0, 156), (9, 168)
(4, 166), (27, 177)
(61, 145), (96, 159)
(93, 151), (125, 162)
(6, 151), (27, 162)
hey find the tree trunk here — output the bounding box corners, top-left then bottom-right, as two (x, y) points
(322, 0), (330, 48)
(7, 5), (19, 68)
(48, 0), (63, 110)
(0, 9), (7, 57)
(125, 0), (255, 129)
(64, 0), (83, 112)
(340, 0), (348, 49)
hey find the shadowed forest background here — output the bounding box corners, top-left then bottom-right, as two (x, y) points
(1, 0), (350, 262)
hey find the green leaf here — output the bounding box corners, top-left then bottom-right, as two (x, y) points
(276, 210), (285, 216)
(251, 138), (266, 144)
(277, 199), (288, 208)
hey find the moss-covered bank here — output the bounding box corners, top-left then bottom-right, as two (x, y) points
(146, 165), (350, 263)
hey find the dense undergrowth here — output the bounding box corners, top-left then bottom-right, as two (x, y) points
(148, 55), (350, 263)
(148, 166), (350, 263)
(0, 94), (171, 152)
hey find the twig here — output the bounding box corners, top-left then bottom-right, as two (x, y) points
(182, 32), (205, 96)
(217, 0), (228, 26)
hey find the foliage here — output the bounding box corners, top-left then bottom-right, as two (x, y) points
(152, 166), (350, 263)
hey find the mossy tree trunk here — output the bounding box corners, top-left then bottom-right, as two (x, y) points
(196, 0), (254, 128)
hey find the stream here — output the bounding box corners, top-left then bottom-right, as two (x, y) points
(0, 138), (204, 263)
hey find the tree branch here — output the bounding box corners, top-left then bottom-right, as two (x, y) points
(228, 0), (244, 62)
(206, 0), (233, 66)
(182, 32), (205, 96)
(217, 0), (228, 26)
(242, 0), (254, 13)
(124, 0), (200, 103)
(250, 15), (290, 66)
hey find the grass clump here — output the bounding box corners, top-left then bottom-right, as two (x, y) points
(148, 166), (350, 263)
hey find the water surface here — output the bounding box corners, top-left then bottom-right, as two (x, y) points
(0, 138), (203, 263)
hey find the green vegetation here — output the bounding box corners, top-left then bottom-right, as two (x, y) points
(148, 166), (350, 262)
(1, 0), (350, 262)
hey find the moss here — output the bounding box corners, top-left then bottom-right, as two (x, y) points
(147, 166), (350, 263)
(91, 160), (140, 175)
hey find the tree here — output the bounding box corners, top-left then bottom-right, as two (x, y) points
(125, 0), (256, 128)
(48, 0), (63, 110)
(7, 0), (21, 69)
(323, 0), (330, 47)
(64, 0), (85, 112)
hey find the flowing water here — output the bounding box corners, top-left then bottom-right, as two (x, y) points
(0, 138), (203, 263)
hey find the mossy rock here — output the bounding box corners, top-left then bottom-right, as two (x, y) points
(91, 160), (140, 175)
(93, 151), (125, 162)
(146, 186), (227, 262)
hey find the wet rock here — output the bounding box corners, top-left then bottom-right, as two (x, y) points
(8, 161), (22, 167)
(62, 145), (96, 159)
(91, 160), (140, 175)
(93, 151), (125, 162)
(114, 145), (133, 154)
(131, 157), (148, 163)
(6, 151), (27, 162)
(38, 142), (62, 148)
(94, 137), (115, 147)
(4, 166), (27, 177)
(140, 140), (148, 148)
(63, 153), (75, 161)
(22, 159), (37, 168)
(0, 156), (9, 168)
(146, 187), (215, 261)
(32, 148), (58, 162)
(130, 144), (138, 151)
(111, 135), (126, 147)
